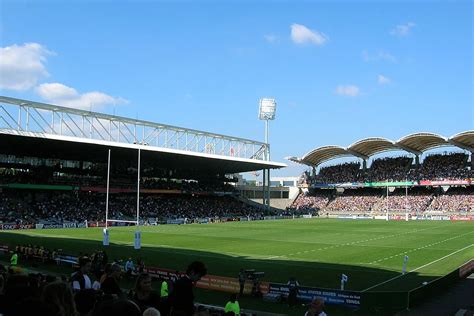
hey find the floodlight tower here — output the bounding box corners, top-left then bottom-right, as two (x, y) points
(258, 98), (276, 210)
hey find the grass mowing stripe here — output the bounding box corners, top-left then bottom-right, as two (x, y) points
(361, 243), (474, 292)
(366, 230), (474, 265)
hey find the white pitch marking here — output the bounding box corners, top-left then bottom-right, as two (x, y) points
(362, 243), (474, 292)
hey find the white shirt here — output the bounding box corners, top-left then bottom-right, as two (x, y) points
(73, 274), (92, 290)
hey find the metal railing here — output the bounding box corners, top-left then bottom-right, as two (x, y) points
(0, 96), (268, 161)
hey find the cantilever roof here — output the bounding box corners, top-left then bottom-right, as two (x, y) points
(348, 137), (399, 158)
(396, 132), (448, 153)
(449, 130), (474, 151)
(301, 146), (352, 166)
(295, 131), (473, 167)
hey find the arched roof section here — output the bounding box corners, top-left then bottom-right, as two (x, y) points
(347, 137), (399, 158)
(396, 132), (448, 153)
(301, 145), (352, 166)
(449, 130), (474, 151)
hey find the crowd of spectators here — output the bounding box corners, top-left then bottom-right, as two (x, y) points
(290, 188), (473, 214)
(0, 191), (264, 225)
(427, 190), (474, 213)
(288, 193), (330, 211)
(324, 191), (382, 213)
(417, 153), (471, 181)
(0, 252), (244, 316)
(312, 162), (360, 184)
(364, 157), (412, 182)
(307, 153), (471, 184)
(371, 192), (433, 212)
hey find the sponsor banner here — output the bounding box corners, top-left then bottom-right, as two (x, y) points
(63, 222), (77, 229)
(144, 266), (268, 295)
(77, 222), (88, 228)
(43, 224), (64, 229)
(56, 254), (79, 265)
(197, 275), (268, 295)
(389, 215), (404, 221)
(268, 283), (360, 308)
(0, 245), (9, 253)
(0, 223), (34, 230)
(88, 222), (106, 227)
(198, 218), (209, 224)
(302, 215), (313, 219)
(337, 182), (364, 188)
(450, 216), (474, 221)
(338, 215), (373, 220)
(459, 260), (474, 278)
(166, 219), (185, 225)
(414, 215), (450, 221)
(419, 180), (470, 186)
(365, 181), (415, 187)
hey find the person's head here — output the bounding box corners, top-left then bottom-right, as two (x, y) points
(79, 256), (91, 274)
(143, 307), (161, 316)
(309, 298), (325, 314)
(134, 273), (152, 293)
(186, 261), (207, 282)
(110, 263), (122, 279)
(41, 281), (77, 316)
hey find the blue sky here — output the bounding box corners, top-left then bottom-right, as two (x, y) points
(0, 0), (472, 177)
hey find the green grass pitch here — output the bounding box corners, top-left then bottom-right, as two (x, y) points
(1, 218), (473, 293)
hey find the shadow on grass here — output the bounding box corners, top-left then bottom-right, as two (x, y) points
(0, 230), (446, 315)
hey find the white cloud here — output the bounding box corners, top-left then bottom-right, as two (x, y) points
(36, 82), (127, 110)
(0, 43), (54, 91)
(378, 75), (391, 85)
(335, 85), (360, 97)
(264, 34), (278, 43)
(290, 23), (327, 45)
(362, 50), (397, 63)
(390, 22), (416, 37)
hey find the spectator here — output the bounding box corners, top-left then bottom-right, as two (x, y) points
(169, 261), (207, 316)
(42, 281), (78, 316)
(101, 263), (123, 297)
(287, 277), (299, 307)
(305, 298), (327, 316)
(129, 273), (161, 313)
(125, 257), (135, 277)
(143, 307), (161, 316)
(72, 256), (92, 292)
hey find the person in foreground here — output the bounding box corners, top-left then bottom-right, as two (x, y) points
(305, 298), (327, 316)
(168, 261), (207, 316)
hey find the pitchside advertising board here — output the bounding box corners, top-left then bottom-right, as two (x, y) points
(267, 283), (361, 308)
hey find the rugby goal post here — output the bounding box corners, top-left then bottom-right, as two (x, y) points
(103, 149), (142, 249)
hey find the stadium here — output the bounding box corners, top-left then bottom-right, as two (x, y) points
(0, 94), (473, 316)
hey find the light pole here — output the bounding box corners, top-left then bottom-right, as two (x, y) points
(258, 98), (276, 210)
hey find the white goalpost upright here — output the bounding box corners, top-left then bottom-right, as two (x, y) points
(134, 148), (141, 250)
(103, 148), (142, 249)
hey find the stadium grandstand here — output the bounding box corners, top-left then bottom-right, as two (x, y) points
(287, 131), (474, 215)
(0, 96), (286, 226)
